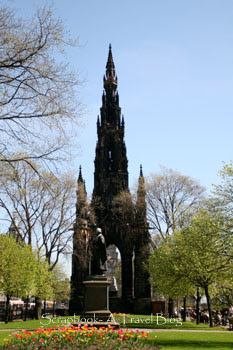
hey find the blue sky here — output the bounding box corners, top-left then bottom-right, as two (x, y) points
(5, 0), (233, 195)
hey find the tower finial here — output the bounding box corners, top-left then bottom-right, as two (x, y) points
(106, 44), (115, 77)
(78, 165), (83, 183)
(140, 164), (143, 177)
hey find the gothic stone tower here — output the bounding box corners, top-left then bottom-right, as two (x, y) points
(91, 45), (151, 311)
(70, 46), (151, 315)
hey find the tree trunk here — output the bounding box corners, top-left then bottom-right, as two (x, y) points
(168, 297), (174, 318)
(204, 285), (213, 327)
(5, 294), (10, 324)
(35, 297), (42, 319)
(182, 296), (186, 322)
(53, 300), (56, 317)
(24, 296), (29, 321)
(43, 299), (46, 316)
(196, 287), (200, 325)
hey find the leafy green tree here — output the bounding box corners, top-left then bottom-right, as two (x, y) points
(211, 271), (233, 309)
(19, 245), (37, 321)
(33, 256), (54, 319)
(0, 235), (23, 323)
(212, 161), (233, 213)
(148, 236), (195, 321)
(175, 211), (232, 327)
(148, 210), (233, 327)
(0, 235), (39, 322)
(51, 267), (70, 305)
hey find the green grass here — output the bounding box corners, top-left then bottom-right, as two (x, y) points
(0, 318), (49, 329)
(0, 331), (13, 345)
(115, 315), (226, 330)
(0, 315), (227, 331)
(149, 331), (233, 350)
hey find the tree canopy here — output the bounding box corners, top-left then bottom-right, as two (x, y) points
(148, 209), (233, 327)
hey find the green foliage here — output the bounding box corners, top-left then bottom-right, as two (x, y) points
(51, 266), (70, 302)
(148, 237), (194, 298)
(149, 209), (232, 292)
(177, 210), (233, 289)
(33, 256), (54, 300)
(18, 244), (37, 298)
(0, 234), (55, 301)
(0, 235), (23, 297)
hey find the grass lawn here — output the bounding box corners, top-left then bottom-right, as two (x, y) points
(149, 331), (233, 350)
(121, 316), (226, 330)
(0, 318), (47, 329)
(0, 331), (13, 345)
(0, 315), (227, 331)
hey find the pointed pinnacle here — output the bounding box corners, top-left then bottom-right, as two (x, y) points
(140, 164), (143, 177)
(106, 44), (115, 69)
(78, 165), (83, 182)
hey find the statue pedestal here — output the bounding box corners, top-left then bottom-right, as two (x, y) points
(77, 275), (119, 327)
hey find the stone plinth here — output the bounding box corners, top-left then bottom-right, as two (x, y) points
(80, 275), (115, 324)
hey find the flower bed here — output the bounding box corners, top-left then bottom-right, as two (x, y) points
(3, 325), (158, 349)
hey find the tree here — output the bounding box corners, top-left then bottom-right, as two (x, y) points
(0, 235), (39, 323)
(152, 210), (233, 327)
(0, 160), (76, 269)
(33, 257), (54, 319)
(0, 5), (83, 164)
(51, 267), (70, 311)
(147, 236), (195, 322)
(211, 273), (233, 309)
(0, 235), (23, 323)
(146, 167), (205, 242)
(211, 161), (233, 220)
(18, 244), (37, 321)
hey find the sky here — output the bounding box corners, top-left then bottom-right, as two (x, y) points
(2, 0), (233, 275)
(4, 0), (233, 196)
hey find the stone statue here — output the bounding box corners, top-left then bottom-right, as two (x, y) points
(92, 228), (107, 275)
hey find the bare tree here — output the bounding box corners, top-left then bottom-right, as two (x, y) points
(0, 5), (83, 164)
(146, 166), (205, 241)
(0, 160), (76, 269)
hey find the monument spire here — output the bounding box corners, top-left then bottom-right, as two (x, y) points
(106, 44), (115, 78)
(71, 46), (151, 316)
(140, 164), (143, 177)
(78, 165), (84, 183)
(77, 165), (86, 196)
(104, 44), (117, 98)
